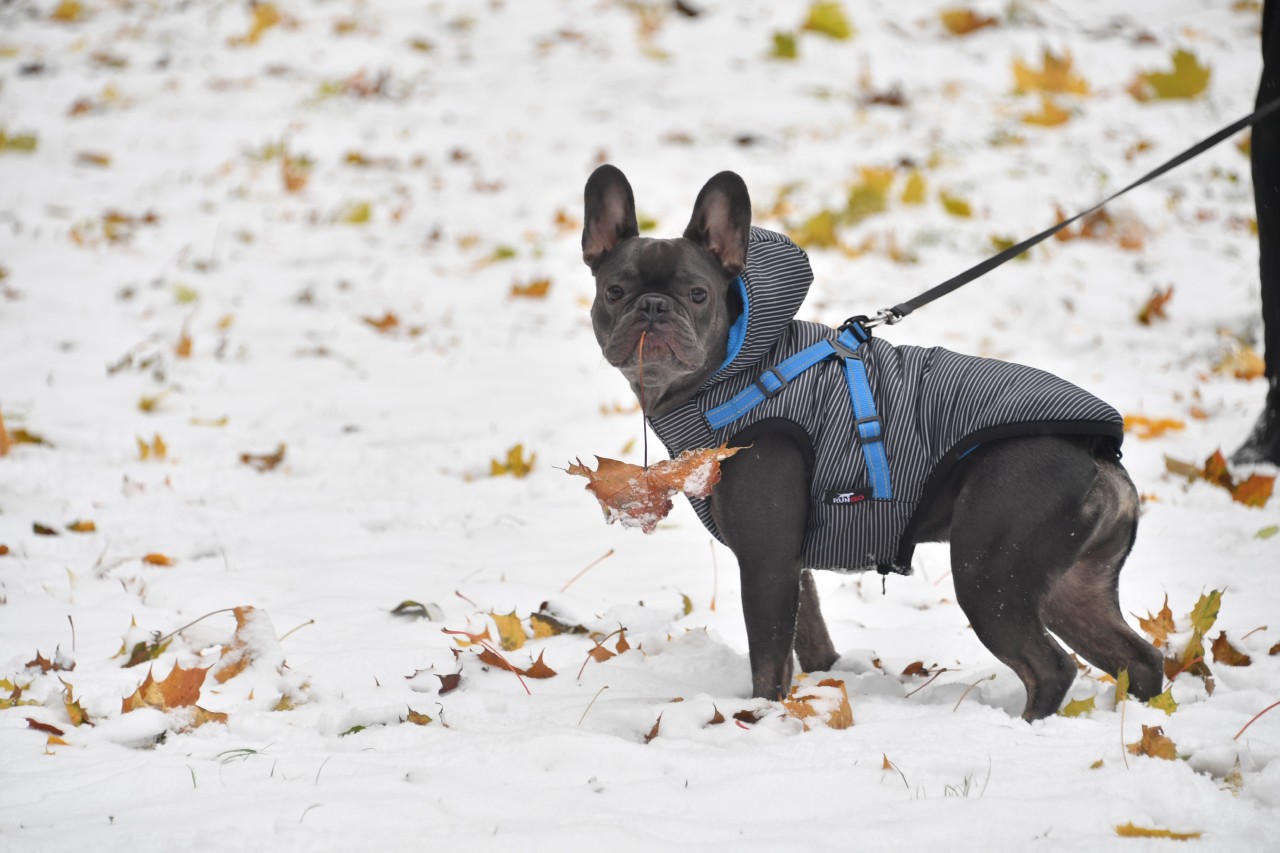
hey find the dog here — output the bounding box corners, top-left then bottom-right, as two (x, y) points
(582, 165), (1163, 721)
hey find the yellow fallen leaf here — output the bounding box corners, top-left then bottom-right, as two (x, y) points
(1123, 414), (1185, 440)
(802, 2), (855, 40)
(1114, 823), (1201, 841)
(1021, 95), (1070, 127)
(940, 8), (998, 36)
(900, 170), (926, 205)
(940, 191), (972, 218)
(491, 443), (536, 478)
(490, 611), (527, 651)
(1130, 49), (1211, 101)
(142, 553), (175, 567)
(1013, 49), (1089, 95)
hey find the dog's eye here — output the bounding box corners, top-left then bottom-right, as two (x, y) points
(605, 285), (624, 301)
(689, 288), (707, 304)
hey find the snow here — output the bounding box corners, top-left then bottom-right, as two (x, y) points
(1, 0), (1278, 850)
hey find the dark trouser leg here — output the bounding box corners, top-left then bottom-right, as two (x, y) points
(1235, 0), (1280, 464)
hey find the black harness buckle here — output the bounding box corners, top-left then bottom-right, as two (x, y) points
(754, 367), (789, 399)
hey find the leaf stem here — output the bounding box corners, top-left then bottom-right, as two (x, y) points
(158, 607), (238, 644)
(1233, 698), (1280, 741)
(560, 548), (615, 593)
(577, 685), (609, 726)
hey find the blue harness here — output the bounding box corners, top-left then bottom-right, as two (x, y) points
(704, 321), (893, 501)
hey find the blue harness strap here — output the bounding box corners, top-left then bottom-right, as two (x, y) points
(704, 323), (893, 500)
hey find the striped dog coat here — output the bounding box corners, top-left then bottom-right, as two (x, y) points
(647, 227), (1125, 575)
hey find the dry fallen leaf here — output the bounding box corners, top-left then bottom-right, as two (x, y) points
(240, 443), (286, 472)
(490, 611), (527, 651)
(1136, 595), (1175, 648)
(782, 678), (854, 730)
(1124, 414), (1185, 440)
(492, 443), (536, 478)
(1129, 49), (1211, 101)
(1013, 49), (1089, 95)
(142, 553), (175, 567)
(939, 8), (998, 36)
(567, 445), (742, 533)
(1127, 724), (1178, 760)
(122, 663), (208, 713)
(1211, 632), (1252, 667)
(1136, 286), (1174, 325)
(1059, 696), (1096, 718)
(510, 278), (551, 298)
(1114, 823), (1201, 841)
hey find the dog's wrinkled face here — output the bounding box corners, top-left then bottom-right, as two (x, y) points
(583, 166), (752, 417)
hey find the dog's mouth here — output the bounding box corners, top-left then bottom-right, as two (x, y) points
(608, 320), (701, 373)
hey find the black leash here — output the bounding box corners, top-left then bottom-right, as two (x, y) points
(849, 96), (1280, 329)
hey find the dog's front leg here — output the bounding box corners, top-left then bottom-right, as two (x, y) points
(709, 432), (810, 699)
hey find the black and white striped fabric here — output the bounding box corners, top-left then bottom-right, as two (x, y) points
(648, 227), (1124, 575)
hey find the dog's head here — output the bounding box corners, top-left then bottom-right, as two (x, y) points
(583, 165), (751, 416)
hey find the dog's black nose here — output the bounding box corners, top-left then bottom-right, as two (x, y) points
(636, 293), (671, 319)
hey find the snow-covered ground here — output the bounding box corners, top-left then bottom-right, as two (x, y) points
(2, 0), (1278, 850)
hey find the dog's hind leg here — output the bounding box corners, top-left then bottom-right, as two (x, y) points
(795, 569), (839, 673)
(1039, 458), (1164, 700)
(947, 437), (1096, 720)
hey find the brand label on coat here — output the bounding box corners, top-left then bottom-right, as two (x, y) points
(824, 488), (872, 505)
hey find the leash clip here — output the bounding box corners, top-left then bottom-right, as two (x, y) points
(841, 308), (902, 331)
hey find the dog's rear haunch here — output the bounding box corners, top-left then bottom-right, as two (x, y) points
(583, 165), (1163, 720)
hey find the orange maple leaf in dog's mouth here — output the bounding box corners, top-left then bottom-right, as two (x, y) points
(568, 445), (742, 533)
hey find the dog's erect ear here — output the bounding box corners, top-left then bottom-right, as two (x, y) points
(582, 165), (639, 269)
(684, 171), (751, 276)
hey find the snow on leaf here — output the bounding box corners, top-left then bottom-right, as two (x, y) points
(568, 445), (742, 533)
(212, 606), (281, 683)
(802, 3), (854, 40)
(490, 611), (527, 651)
(1136, 595), (1175, 648)
(1012, 49), (1089, 95)
(61, 680), (92, 727)
(492, 443), (536, 478)
(122, 663), (209, 713)
(1114, 824), (1201, 841)
(939, 8), (998, 36)
(1059, 696), (1095, 718)
(783, 678), (853, 730)
(1130, 50), (1211, 101)
(1127, 724), (1177, 760)
(26, 717), (66, 737)
(1210, 632), (1251, 667)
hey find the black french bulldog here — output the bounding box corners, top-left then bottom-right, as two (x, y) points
(582, 164), (1163, 721)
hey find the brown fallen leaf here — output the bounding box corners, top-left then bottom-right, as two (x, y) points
(1211, 632), (1252, 667)
(26, 650), (72, 673)
(1136, 595), (1175, 648)
(510, 278), (551, 298)
(644, 713), (663, 743)
(26, 717), (66, 737)
(240, 443), (286, 472)
(568, 445), (743, 533)
(1127, 724), (1177, 760)
(1164, 449), (1274, 508)
(1136, 286), (1174, 325)
(436, 672), (462, 694)
(901, 661), (928, 677)
(122, 663), (209, 713)
(363, 311), (400, 334)
(783, 678), (854, 730)
(0, 410), (11, 456)
(212, 606), (261, 683)
(142, 553), (175, 567)
(477, 647), (556, 679)
(33, 523), (59, 536)
(940, 8), (998, 36)
(708, 706), (726, 725)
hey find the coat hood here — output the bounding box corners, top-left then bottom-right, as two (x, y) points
(706, 227), (813, 387)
